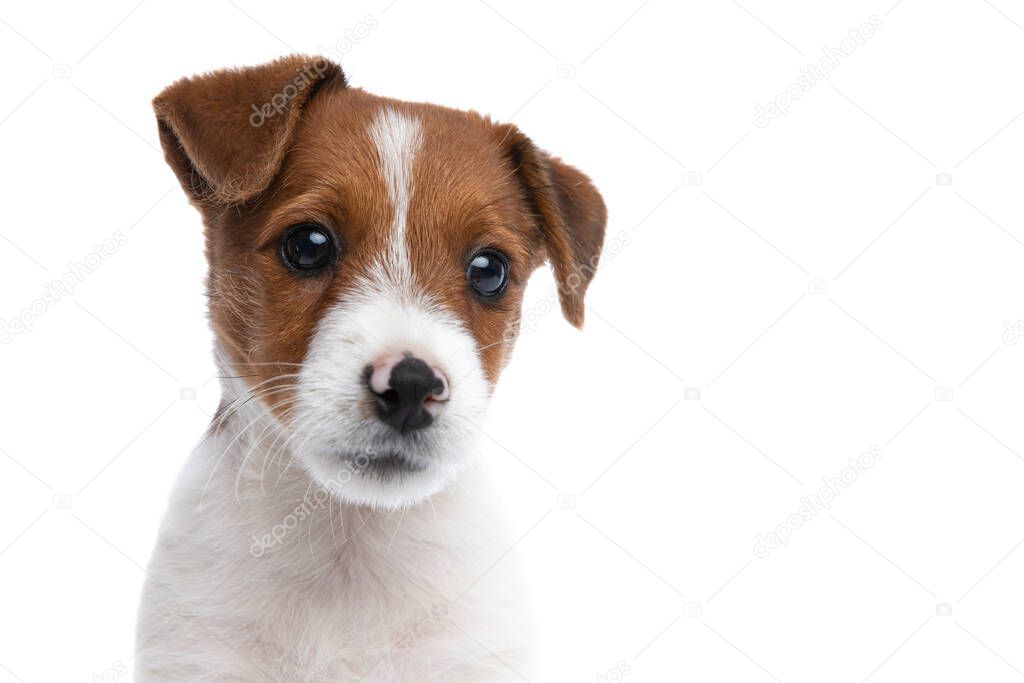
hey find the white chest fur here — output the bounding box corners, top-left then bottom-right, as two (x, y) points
(134, 405), (532, 682)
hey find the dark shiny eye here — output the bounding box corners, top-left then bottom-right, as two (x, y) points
(466, 250), (509, 298)
(281, 224), (335, 273)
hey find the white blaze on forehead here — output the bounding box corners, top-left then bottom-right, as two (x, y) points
(368, 107), (422, 286)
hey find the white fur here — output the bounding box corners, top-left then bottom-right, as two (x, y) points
(135, 106), (532, 681)
(134, 383), (531, 681)
(368, 107), (421, 287)
(296, 283), (491, 508)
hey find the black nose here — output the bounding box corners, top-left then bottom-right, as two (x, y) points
(367, 356), (446, 434)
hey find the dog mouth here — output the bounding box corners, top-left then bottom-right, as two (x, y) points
(339, 450), (426, 478)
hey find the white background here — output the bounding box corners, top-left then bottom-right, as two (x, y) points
(1, 1), (1023, 681)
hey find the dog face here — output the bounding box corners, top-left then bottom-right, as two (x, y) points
(154, 56), (605, 508)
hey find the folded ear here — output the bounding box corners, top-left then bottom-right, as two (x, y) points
(495, 124), (607, 327)
(153, 55), (344, 206)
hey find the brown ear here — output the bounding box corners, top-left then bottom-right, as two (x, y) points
(495, 125), (607, 327)
(153, 55), (344, 205)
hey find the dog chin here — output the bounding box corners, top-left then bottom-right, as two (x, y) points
(302, 449), (462, 510)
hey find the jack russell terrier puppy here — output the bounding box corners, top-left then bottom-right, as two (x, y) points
(135, 55), (605, 681)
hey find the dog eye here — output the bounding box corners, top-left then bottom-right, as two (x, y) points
(466, 250), (509, 298)
(281, 224), (335, 273)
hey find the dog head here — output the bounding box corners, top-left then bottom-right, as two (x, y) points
(154, 56), (605, 508)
